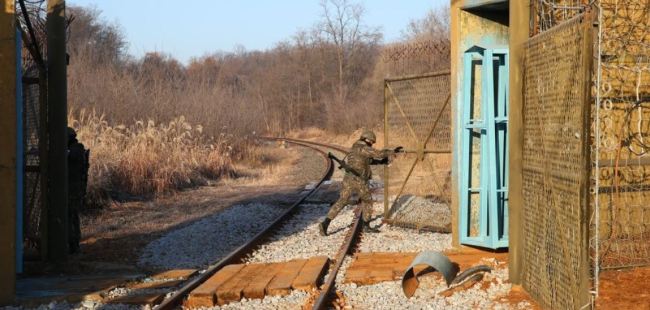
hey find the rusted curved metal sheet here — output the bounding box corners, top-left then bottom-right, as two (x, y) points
(401, 251), (459, 298)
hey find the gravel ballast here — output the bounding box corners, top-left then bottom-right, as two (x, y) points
(335, 256), (531, 310)
(138, 203), (286, 270)
(245, 203), (354, 263)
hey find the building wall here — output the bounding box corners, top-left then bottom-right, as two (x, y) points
(450, 0), (509, 247)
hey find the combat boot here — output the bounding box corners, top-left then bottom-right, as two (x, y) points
(319, 218), (331, 236)
(363, 220), (380, 233)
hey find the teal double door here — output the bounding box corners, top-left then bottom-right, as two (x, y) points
(459, 48), (509, 249)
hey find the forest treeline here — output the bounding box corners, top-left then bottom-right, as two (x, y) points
(67, 0), (450, 137)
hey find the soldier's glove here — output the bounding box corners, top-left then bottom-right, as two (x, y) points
(394, 146), (404, 153)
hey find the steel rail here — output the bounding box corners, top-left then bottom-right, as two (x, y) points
(312, 210), (362, 310)
(278, 138), (376, 310)
(155, 139), (334, 310)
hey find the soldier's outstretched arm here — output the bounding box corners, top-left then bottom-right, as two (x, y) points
(361, 145), (392, 161)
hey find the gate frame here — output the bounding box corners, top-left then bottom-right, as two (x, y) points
(382, 70), (451, 222)
(459, 48), (509, 250)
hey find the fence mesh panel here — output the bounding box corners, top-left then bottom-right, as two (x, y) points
(18, 0), (47, 256)
(383, 71), (452, 231)
(593, 0), (650, 271)
(522, 12), (593, 309)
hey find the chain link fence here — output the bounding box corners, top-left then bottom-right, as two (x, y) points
(522, 11), (594, 309)
(17, 0), (47, 257)
(383, 71), (452, 231)
(593, 0), (650, 271)
(523, 0), (650, 307)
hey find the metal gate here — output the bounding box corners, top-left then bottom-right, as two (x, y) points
(383, 71), (451, 231)
(459, 48), (509, 249)
(521, 11), (594, 309)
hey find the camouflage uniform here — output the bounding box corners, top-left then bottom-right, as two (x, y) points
(68, 128), (88, 254)
(326, 140), (392, 222)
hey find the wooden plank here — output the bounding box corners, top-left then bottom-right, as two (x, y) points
(292, 256), (329, 291)
(368, 269), (394, 282)
(242, 263), (279, 299)
(129, 280), (184, 290)
(216, 264), (266, 305)
(151, 269), (197, 280)
(266, 259), (308, 296)
(184, 264), (244, 308)
(108, 293), (164, 305)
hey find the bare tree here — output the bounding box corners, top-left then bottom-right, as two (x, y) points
(402, 6), (450, 43)
(318, 0), (381, 108)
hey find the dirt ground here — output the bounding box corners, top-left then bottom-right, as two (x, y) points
(24, 143), (326, 276)
(597, 266), (650, 308)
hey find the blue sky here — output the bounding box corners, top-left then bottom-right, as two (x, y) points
(67, 0), (447, 64)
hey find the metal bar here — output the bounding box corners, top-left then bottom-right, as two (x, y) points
(385, 83), (420, 144)
(400, 149), (452, 154)
(478, 49), (491, 246)
(384, 82), (390, 218)
(312, 209), (363, 310)
(578, 9), (594, 306)
(596, 157), (650, 167)
(459, 52), (474, 244)
(18, 0), (46, 70)
(46, 0), (69, 263)
(389, 156), (419, 215)
(486, 50), (501, 248)
(423, 94), (452, 150)
(156, 139), (335, 310)
(384, 70), (451, 82)
(16, 26), (24, 274)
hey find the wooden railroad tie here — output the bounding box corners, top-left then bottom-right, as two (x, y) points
(184, 256), (330, 308)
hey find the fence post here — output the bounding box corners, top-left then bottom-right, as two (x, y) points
(46, 0), (68, 263)
(0, 0), (17, 304)
(508, 0), (530, 284)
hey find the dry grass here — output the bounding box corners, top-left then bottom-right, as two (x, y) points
(69, 109), (237, 207)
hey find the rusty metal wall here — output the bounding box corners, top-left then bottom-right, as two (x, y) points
(383, 71), (452, 231)
(521, 12), (594, 309)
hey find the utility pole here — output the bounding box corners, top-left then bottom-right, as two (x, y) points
(0, 0), (17, 304)
(46, 0), (68, 262)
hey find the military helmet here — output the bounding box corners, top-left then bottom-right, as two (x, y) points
(360, 130), (376, 144)
(67, 127), (77, 139)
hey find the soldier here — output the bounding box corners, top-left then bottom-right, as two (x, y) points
(319, 130), (402, 236)
(67, 127), (88, 254)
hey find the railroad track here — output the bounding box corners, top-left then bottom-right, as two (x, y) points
(153, 137), (361, 310)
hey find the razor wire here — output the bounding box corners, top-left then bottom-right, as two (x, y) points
(593, 0), (650, 273)
(382, 39), (450, 77)
(17, 0), (48, 255)
(531, 0), (650, 304)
